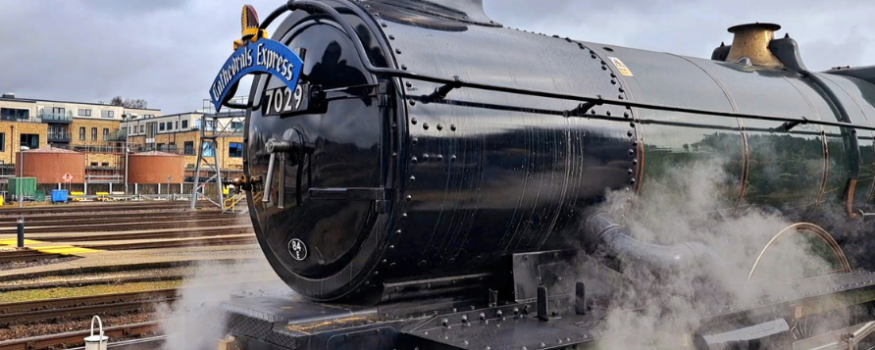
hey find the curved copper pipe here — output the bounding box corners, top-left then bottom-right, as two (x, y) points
(734, 119), (750, 212)
(847, 178), (859, 218)
(813, 129), (829, 213)
(748, 222), (851, 280)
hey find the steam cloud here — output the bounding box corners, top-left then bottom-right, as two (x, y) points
(152, 213), (287, 350)
(586, 158), (850, 349)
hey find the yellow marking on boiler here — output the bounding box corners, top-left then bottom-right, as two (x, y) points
(607, 56), (633, 76)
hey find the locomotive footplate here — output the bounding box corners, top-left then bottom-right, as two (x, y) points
(216, 261), (875, 350)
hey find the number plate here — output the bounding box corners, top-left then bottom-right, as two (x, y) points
(263, 82), (309, 116)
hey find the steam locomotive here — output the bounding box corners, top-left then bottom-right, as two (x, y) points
(210, 1), (875, 349)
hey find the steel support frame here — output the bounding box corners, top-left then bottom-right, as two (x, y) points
(189, 97), (247, 211)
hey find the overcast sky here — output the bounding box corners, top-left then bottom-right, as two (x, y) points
(1, 0), (873, 114)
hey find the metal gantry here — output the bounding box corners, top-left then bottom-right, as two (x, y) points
(189, 96), (248, 211)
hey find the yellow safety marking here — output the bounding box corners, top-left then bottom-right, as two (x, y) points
(0, 238), (103, 255)
(607, 56), (633, 77)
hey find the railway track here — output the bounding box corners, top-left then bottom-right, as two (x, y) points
(0, 210), (226, 225)
(0, 201), (213, 217)
(0, 289), (178, 327)
(0, 322), (161, 350)
(0, 289), (178, 349)
(0, 218), (247, 235)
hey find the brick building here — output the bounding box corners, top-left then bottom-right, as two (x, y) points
(0, 93), (161, 171)
(122, 112), (244, 172)
(0, 93), (244, 189)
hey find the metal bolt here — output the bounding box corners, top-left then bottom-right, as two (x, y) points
(381, 23), (387, 27)
(405, 196), (412, 201)
(423, 123), (429, 130)
(405, 81), (412, 88)
(412, 137), (418, 145)
(601, 66), (607, 71)
(409, 100), (415, 106)
(450, 155), (457, 161)
(423, 154), (430, 161)
(462, 315), (468, 323)
(395, 49), (402, 54)
(402, 64), (408, 70)
(411, 157), (418, 164)
(451, 124), (457, 131)
(411, 118), (417, 125)
(624, 112), (630, 118)
(389, 35), (395, 40)
(437, 124), (443, 130)
(611, 79), (617, 85)
(437, 154), (443, 161)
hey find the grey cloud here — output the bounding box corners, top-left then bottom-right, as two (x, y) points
(0, 0), (873, 113)
(79, 0), (192, 16)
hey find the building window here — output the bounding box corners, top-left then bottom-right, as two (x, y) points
(103, 128), (109, 140)
(157, 143), (166, 152)
(91, 127), (97, 141)
(20, 134), (39, 149)
(78, 109), (91, 117)
(0, 108), (29, 121)
(140, 125), (144, 133)
(168, 142), (177, 153)
(231, 121), (244, 132)
(101, 110), (115, 118)
(79, 127), (86, 141)
(144, 114), (154, 119)
(181, 120), (189, 129)
(90, 162), (98, 166)
(0, 133), (5, 152)
(101, 162), (109, 167)
(167, 122), (173, 131)
(159, 123), (165, 131)
(175, 121), (179, 130)
(184, 141), (194, 155)
(229, 142), (243, 158)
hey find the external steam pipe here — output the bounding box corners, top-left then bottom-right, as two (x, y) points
(580, 209), (723, 274)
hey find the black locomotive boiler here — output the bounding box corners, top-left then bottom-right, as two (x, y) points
(210, 1), (875, 349)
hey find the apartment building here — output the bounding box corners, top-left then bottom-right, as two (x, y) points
(0, 93), (163, 166)
(122, 112), (244, 171)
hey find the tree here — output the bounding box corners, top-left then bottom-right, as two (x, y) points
(109, 95), (148, 109)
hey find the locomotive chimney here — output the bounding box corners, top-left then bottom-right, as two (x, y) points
(725, 22), (784, 68)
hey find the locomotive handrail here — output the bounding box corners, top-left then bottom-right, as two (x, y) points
(254, 0), (875, 133)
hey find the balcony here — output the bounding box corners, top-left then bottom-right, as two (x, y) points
(47, 132), (72, 143)
(106, 129), (127, 142)
(39, 113), (73, 124)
